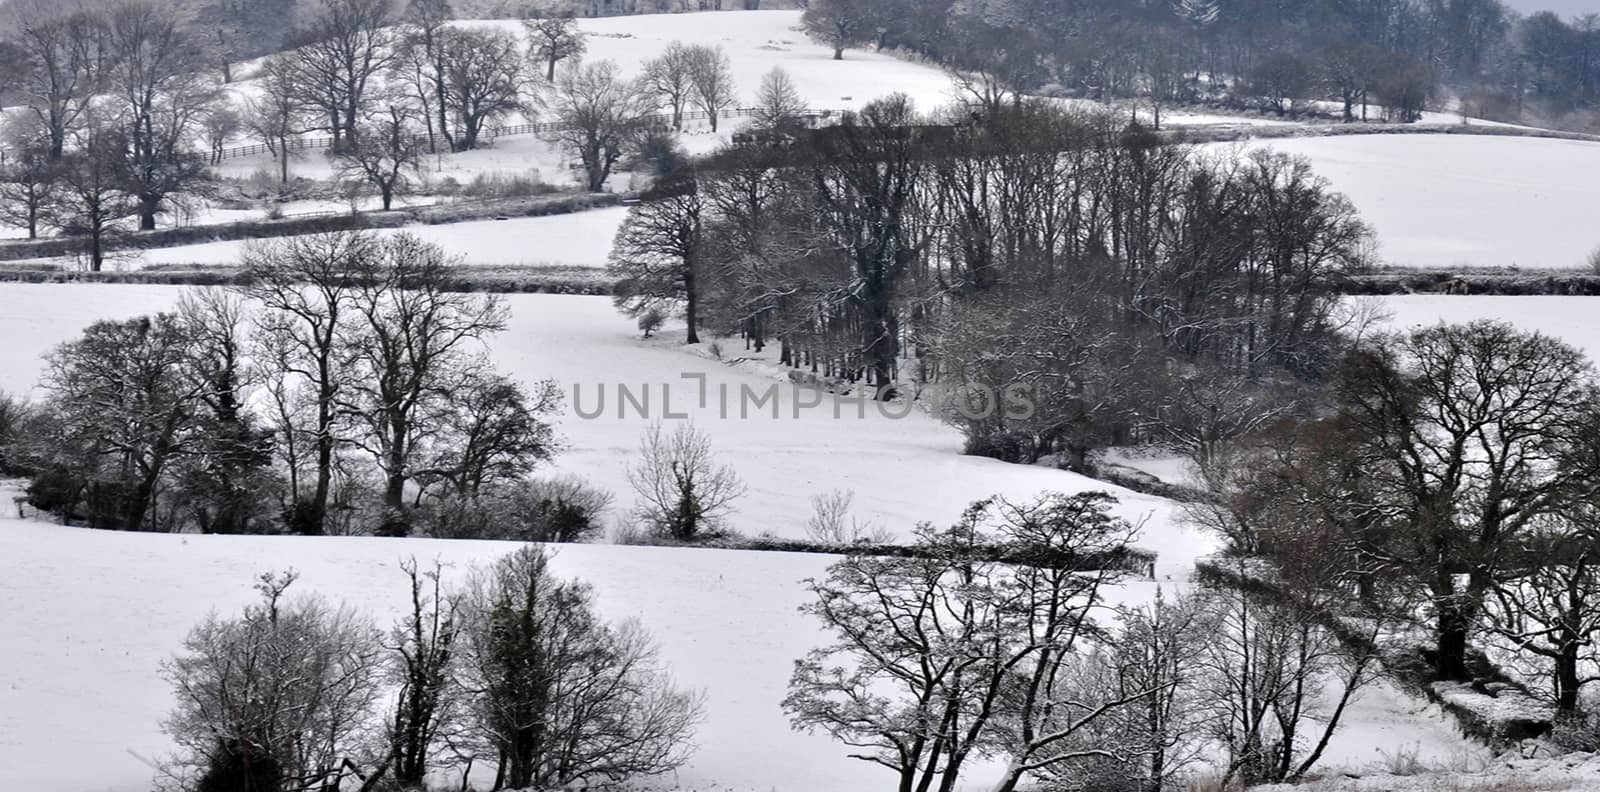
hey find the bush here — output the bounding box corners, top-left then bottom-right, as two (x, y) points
(804, 489), (889, 545)
(638, 307), (665, 338)
(422, 476), (614, 543)
(161, 571), (385, 789)
(459, 170), (553, 200)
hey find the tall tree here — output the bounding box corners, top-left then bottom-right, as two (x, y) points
(524, 14), (586, 82)
(546, 59), (653, 192)
(436, 27), (525, 151)
(344, 233), (507, 533)
(241, 232), (375, 536)
(609, 173), (706, 343)
(104, 0), (217, 230)
(288, 0), (397, 148)
(1334, 320), (1600, 680)
(686, 44), (735, 132)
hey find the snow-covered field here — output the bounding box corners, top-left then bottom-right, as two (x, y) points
(0, 282), (1512, 791)
(0, 285), (1203, 567)
(1372, 295), (1600, 358)
(1241, 135), (1600, 270)
(126, 207), (627, 269)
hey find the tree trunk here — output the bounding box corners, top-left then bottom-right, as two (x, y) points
(1557, 641), (1581, 713)
(684, 263), (700, 344)
(139, 197), (158, 231)
(833, 45), (843, 60)
(1435, 610), (1471, 680)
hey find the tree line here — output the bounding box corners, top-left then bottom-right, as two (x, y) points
(802, 0), (1600, 130)
(1, 232), (575, 539)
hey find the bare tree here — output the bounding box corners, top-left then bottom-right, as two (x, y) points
(6, 0), (109, 159)
(37, 311), (202, 530)
(546, 59), (654, 192)
(803, 488), (889, 545)
(388, 558), (462, 787)
(524, 14), (586, 82)
(0, 118), (59, 239)
(421, 368), (561, 498)
(1333, 321), (1600, 680)
(753, 66), (806, 131)
(50, 113), (133, 271)
(801, 0), (868, 60)
(103, 0), (217, 230)
(343, 233), (508, 532)
(246, 54), (308, 184)
(456, 546), (704, 789)
(288, 0), (397, 149)
(609, 173), (705, 343)
(786, 492), (1146, 792)
(335, 103), (422, 211)
(641, 42), (696, 130)
(241, 232), (376, 536)
(626, 422), (744, 541)
(686, 44), (735, 131)
(399, 0), (454, 152)
(435, 26), (525, 150)
(1484, 509), (1600, 715)
(162, 570), (386, 792)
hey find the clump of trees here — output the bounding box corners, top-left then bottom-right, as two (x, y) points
(1201, 319), (1600, 734)
(161, 548), (703, 791)
(5, 232), (573, 538)
(612, 96), (1367, 470)
(789, 490), (1390, 789)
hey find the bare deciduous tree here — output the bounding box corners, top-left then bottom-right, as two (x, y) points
(456, 546), (704, 789)
(545, 59), (654, 192)
(626, 422), (744, 541)
(752, 66), (806, 131)
(524, 14), (586, 82)
(242, 231), (376, 536)
(344, 233), (508, 532)
(162, 570), (386, 792)
(641, 41), (696, 130)
(686, 43), (735, 131)
(609, 173), (705, 343)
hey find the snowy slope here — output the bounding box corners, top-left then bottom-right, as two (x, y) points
(0, 286), (1209, 572)
(129, 207), (628, 268)
(1240, 135), (1600, 270)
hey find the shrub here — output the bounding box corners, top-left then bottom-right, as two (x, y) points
(638, 307), (665, 338)
(459, 170), (553, 200)
(421, 476), (614, 543)
(804, 489), (890, 545)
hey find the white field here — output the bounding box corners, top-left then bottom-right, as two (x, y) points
(1239, 135), (1600, 270)
(1373, 294), (1600, 357)
(0, 283), (1497, 791)
(127, 207), (629, 268)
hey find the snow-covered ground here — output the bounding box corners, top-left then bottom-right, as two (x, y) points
(1372, 295), (1600, 358)
(0, 282), (1509, 791)
(124, 207), (628, 269)
(0, 285), (1204, 569)
(1238, 135), (1600, 270)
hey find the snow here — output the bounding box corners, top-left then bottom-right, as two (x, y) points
(0, 517), (873, 792)
(0, 281), (1507, 790)
(1370, 295), (1600, 360)
(0, 285), (1206, 572)
(1232, 135), (1600, 270)
(124, 207), (629, 269)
